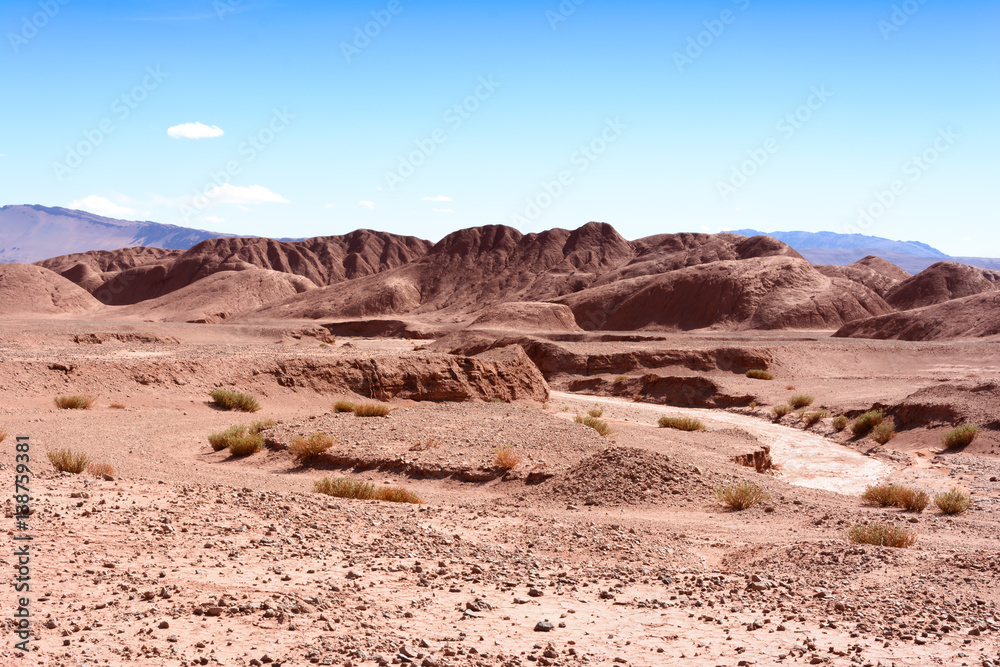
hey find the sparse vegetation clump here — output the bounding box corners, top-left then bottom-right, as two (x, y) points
(745, 369), (774, 381)
(934, 488), (971, 515)
(313, 477), (423, 504)
(54, 394), (95, 410)
(788, 394), (815, 409)
(861, 483), (928, 512)
(575, 415), (611, 436)
(801, 410), (829, 427)
(847, 522), (916, 548)
(494, 445), (520, 470)
(870, 421), (897, 445)
(943, 424), (979, 449)
(612, 376), (628, 385)
(87, 461), (115, 478)
(714, 481), (771, 511)
(208, 423), (268, 456)
(332, 400), (356, 413)
(47, 448), (90, 473)
(772, 404), (793, 419)
(657, 416), (706, 431)
(0, 430), (7, 444)
(832, 415), (849, 432)
(209, 389), (260, 413)
(352, 402), (391, 418)
(850, 409), (885, 437)
(588, 406), (604, 418)
(109, 402), (126, 410)
(289, 432), (335, 462)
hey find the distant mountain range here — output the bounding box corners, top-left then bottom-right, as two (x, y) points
(732, 229), (1000, 273)
(1, 205), (997, 273)
(0, 205), (238, 263)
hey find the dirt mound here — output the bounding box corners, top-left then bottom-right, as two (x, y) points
(245, 225), (816, 326)
(321, 319), (439, 339)
(815, 255), (910, 297)
(557, 256), (891, 331)
(469, 302), (582, 332)
(834, 291), (1000, 341)
(546, 447), (716, 506)
(40, 231), (432, 305)
(0, 263), (104, 316)
(893, 382), (1000, 433)
(885, 261), (1000, 310)
(115, 269), (318, 322)
(431, 331), (774, 382)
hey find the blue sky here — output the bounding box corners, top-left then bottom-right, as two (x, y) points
(2, 0), (997, 255)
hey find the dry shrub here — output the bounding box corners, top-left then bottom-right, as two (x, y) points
(714, 481), (770, 510)
(870, 421), (896, 445)
(314, 477), (376, 500)
(332, 400), (356, 413)
(772, 404), (793, 419)
(588, 406), (604, 418)
(850, 409), (885, 437)
(861, 484), (928, 512)
(934, 488), (971, 515)
(54, 395), (95, 410)
(631, 393), (642, 402)
(353, 402), (391, 417)
(658, 416), (706, 431)
(48, 448), (90, 473)
(832, 415), (848, 431)
(801, 410), (829, 427)
(612, 376), (628, 385)
(788, 394), (815, 409)
(109, 402), (126, 410)
(785, 385), (796, 391)
(0, 430), (7, 444)
(745, 369), (774, 380)
(847, 522), (916, 548)
(494, 445), (520, 470)
(314, 477), (423, 504)
(250, 419), (276, 433)
(490, 397), (508, 404)
(575, 415), (611, 436)
(87, 461), (115, 478)
(208, 425), (264, 456)
(289, 432), (335, 462)
(943, 424), (979, 449)
(209, 389), (260, 413)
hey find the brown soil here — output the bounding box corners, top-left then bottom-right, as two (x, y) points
(2, 319), (1000, 667)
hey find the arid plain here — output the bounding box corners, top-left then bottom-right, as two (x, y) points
(2, 225), (1000, 666)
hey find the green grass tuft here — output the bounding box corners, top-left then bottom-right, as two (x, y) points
(850, 409), (885, 437)
(846, 522), (916, 548)
(943, 424), (979, 449)
(657, 416), (706, 431)
(209, 389), (261, 413)
(801, 410), (829, 427)
(47, 448), (90, 473)
(289, 432), (335, 462)
(832, 415), (848, 432)
(332, 400), (356, 413)
(870, 421), (896, 445)
(313, 477), (423, 504)
(788, 394), (815, 409)
(575, 414), (611, 436)
(934, 488), (971, 515)
(714, 481), (770, 511)
(745, 369), (774, 381)
(352, 402), (391, 417)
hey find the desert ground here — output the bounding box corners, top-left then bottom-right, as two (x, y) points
(2, 317), (999, 667)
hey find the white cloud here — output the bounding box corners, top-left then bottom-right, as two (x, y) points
(204, 184), (289, 206)
(432, 208), (455, 214)
(0, 153), (6, 158)
(68, 195), (137, 219)
(358, 200), (376, 210)
(324, 203), (336, 209)
(203, 215), (226, 224)
(699, 225), (711, 232)
(167, 122), (225, 139)
(422, 195), (452, 202)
